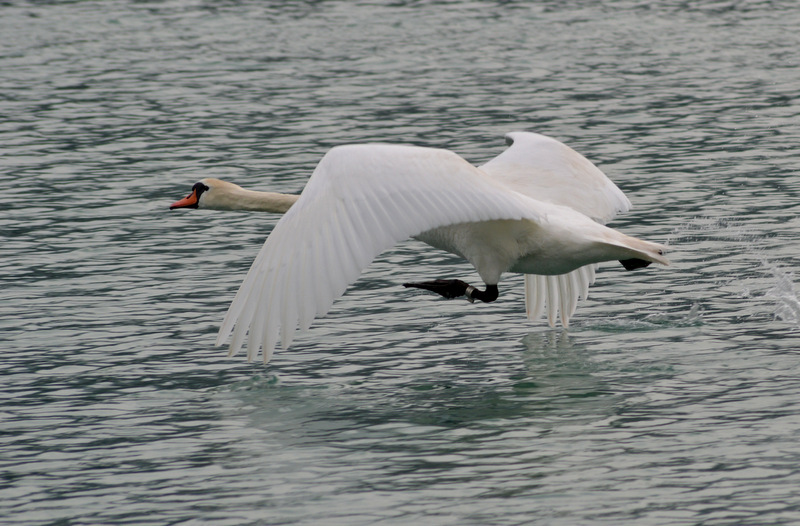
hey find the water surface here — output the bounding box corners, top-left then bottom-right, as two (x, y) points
(2, 1), (800, 524)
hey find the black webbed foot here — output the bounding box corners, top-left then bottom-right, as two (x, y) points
(403, 279), (499, 303)
(404, 279), (470, 299)
(619, 258), (652, 271)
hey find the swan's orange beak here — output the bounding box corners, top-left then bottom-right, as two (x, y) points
(170, 189), (199, 209)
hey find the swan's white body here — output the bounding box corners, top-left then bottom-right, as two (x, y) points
(174, 132), (668, 363)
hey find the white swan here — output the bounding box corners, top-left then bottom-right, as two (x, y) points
(171, 132), (668, 363)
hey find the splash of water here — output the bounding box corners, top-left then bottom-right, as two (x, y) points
(667, 217), (800, 326)
(764, 263), (800, 325)
(665, 216), (761, 247)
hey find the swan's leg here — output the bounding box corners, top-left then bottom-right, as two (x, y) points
(403, 279), (499, 303)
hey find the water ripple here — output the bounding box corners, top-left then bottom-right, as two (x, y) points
(2, 1), (800, 524)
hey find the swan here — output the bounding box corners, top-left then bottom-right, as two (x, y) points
(171, 132), (668, 363)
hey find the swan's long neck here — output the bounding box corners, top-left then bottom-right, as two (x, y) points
(208, 185), (299, 213)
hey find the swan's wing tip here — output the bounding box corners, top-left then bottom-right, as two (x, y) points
(523, 266), (595, 329)
(484, 131), (632, 223)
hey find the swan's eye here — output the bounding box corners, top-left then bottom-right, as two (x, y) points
(193, 182), (210, 198)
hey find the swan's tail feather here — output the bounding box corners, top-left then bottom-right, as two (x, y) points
(610, 235), (670, 268)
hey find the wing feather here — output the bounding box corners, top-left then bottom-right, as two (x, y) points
(525, 274), (546, 321)
(279, 266), (298, 350)
(247, 289), (267, 362)
(523, 264), (599, 329)
(218, 143), (541, 362)
(294, 240), (314, 333)
(480, 131), (631, 224)
(566, 271), (579, 317)
(482, 132), (630, 328)
(261, 306), (279, 363)
(545, 276), (559, 327)
(557, 275), (571, 328)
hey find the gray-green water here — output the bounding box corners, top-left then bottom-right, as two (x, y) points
(3, 1), (800, 524)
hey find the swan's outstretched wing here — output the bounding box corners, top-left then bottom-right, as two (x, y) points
(217, 144), (541, 363)
(480, 132), (630, 327)
(479, 132), (631, 223)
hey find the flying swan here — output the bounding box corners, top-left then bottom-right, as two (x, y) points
(171, 132), (668, 363)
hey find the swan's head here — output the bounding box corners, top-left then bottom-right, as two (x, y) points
(171, 178), (297, 213)
(170, 178), (245, 210)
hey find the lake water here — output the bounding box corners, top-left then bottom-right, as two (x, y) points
(2, 1), (800, 524)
